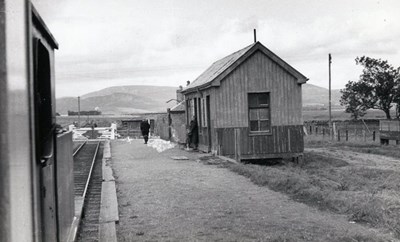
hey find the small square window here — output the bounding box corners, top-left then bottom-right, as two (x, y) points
(248, 95), (258, 108)
(259, 109), (269, 119)
(249, 109), (258, 120)
(258, 94), (269, 105)
(250, 121), (259, 131)
(260, 120), (270, 131)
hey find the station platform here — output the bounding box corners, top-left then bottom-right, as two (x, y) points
(107, 138), (386, 241)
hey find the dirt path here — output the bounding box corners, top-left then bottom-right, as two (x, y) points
(111, 140), (394, 241)
(306, 147), (400, 171)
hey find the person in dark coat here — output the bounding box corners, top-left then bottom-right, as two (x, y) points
(140, 119), (151, 144)
(188, 116), (198, 150)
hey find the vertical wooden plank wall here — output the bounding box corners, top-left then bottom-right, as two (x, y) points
(214, 51), (302, 128)
(185, 50), (304, 157)
(217, 126), (303, 156)
(213, 50), (304, 158)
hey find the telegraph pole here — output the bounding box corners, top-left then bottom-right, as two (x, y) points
(78, 96), (81, 128)
(329, 53), (332, 129)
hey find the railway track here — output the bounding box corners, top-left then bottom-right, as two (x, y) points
(73, 141), (103, 242)
(73, 141), (87, 157)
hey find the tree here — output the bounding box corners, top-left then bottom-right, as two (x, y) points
(340, 56), (400, 119)
(340, 81), (371, 119)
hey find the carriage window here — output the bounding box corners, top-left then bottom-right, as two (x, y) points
(33, 38), (54, 161)
(248, 93), (271, 133)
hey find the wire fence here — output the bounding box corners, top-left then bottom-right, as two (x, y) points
(304, 121), (381, 144)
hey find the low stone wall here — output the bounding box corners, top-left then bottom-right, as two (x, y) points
(170, 111), (186, 144)
(153, 111), (187, 144)
(153, 113), (169, 140)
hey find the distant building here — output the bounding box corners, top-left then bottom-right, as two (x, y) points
(68, 110), (101, 116)
(181, 41), (308, 161)
(119, 118), (154, 138)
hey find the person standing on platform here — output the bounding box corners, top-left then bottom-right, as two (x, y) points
(140, 119), (151, 144)
(188, 116), (198, 150)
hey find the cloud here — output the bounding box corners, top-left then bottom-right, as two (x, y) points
(32, 0), (400, 97)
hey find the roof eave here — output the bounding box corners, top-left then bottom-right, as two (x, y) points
(181, 83), (214, 95)
(31, 3), (59, 49)
(254, 42), (309, 82)
(297, 78), (309, 84)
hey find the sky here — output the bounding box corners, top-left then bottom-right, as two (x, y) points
(31, 0), (400, 98)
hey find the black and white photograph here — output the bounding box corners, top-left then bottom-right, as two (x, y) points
(1, 0), (400, 241)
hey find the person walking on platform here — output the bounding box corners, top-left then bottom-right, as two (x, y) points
(140, 119), (151, 144)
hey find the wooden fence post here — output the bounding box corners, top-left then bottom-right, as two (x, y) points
(303, 126), (308, 136)
(234, 129), (237, 161)
(332, 122), (336, 141)
(234, 128), (241, 162)
(337, 130), (340, 141)
(373, 131), (376, 141)
(363, 129), (366, 142)
(346, 130), (348, 141)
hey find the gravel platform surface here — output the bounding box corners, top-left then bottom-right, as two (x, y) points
(111, 139), (394, 241)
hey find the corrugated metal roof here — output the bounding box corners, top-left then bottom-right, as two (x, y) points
(184, 43), (255, 91)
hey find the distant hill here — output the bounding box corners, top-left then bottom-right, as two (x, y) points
(56, 84), (343, 115)
(56, 85), (178, 115)
(302, 83), (341, 107)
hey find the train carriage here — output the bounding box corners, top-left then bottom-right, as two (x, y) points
(1, 2), (75, 241)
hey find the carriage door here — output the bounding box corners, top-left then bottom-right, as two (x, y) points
(33, 38), (58, 242)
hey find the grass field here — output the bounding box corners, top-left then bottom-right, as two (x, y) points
(305, 135), (400, 158)
(303, 108), (396, 121)
(224, 146), (400, 239)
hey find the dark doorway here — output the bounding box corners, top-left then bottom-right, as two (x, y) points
(206, 95), (211, 151)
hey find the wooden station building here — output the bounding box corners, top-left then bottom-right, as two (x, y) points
(181, 41), (308, 161)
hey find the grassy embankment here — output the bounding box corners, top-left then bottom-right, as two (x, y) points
(306, 135), (400, 159)
(224, 144), (400, 239)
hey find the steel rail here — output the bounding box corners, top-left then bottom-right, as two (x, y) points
(73, 141), (87, 157)
(81, 141), (100, 200)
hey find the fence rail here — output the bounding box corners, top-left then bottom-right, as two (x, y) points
(304, 122), (381, 143)
(304, 126), (380, 142)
